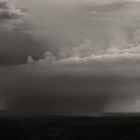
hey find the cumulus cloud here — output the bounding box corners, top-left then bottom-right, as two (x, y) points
(26, 33), (140, 65)
(24, 0), (140, 65)
(27, 56), (34, 64)
(27, 52), (57, 64)
(0, 0), (27, 30)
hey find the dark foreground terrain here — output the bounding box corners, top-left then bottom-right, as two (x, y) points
(0, 113), (140, 140)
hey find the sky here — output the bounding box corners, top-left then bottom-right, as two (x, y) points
(1, 0), (140, 114)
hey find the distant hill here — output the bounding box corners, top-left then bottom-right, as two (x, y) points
(0, 112), (140, 139)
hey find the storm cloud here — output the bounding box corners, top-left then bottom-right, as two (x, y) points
(1, 0), (140, 115)
(3, 60), (140, 114)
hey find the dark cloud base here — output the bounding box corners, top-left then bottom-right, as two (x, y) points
(1, 62), (140, 115)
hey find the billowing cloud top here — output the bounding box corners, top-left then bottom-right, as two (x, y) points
(22, 0), (140, 64)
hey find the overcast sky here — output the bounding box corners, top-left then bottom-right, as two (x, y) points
(1, 0), (140, 115)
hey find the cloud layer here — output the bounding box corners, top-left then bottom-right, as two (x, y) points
(0, 0), (26, 30)
(26, 30), (140, 65)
